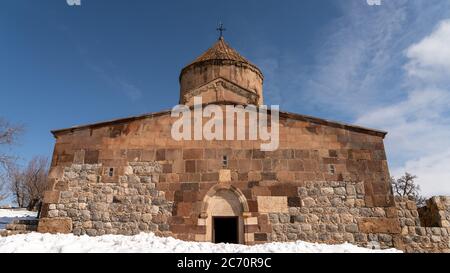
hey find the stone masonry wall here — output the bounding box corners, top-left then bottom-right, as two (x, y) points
(38, 109), (397, 246)
(417, 196), (450, 228)
(395, 197), (450, 253)
(267, 181), (400, 249)
(41, 162), (174, 237)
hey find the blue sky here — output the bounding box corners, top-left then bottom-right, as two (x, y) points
(1, 0), (450, 198)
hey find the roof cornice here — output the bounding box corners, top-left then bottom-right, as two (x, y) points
(51, 102), (387, 139)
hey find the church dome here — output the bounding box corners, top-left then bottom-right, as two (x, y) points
(181, 37), (263, 76)
(179, 37), (264, 105)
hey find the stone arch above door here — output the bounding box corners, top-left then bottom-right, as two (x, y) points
(200, 184), (249, 218)
(197, 184), (253, 244)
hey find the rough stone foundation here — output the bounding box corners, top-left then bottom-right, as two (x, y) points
(268, 181), (400, 249)
(39, 162), (173, 237)
(395, 197), (450, 253)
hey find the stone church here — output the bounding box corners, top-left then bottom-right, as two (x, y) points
(37, 36), (450, 252)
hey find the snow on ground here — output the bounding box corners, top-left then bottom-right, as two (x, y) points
(0, 209), (37, 229)
(0, 208), (402, 253)
(0, 232), (402, 253)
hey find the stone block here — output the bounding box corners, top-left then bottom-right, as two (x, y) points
(346, 185), (356, 195)
(219, 169), (231, 182)
(204, 149), (216, 159)
(321, 187), (334, 195)
(183, 148), (203, 159)
(276, 171), (294, 182)
(358, 218), (401, 234)
(127, 149), (142, 162)
(245, 232), (255, 242)
(73, 150), (85, 164)
(244, 217), (258, 225)
(257, 196), (288, 213)
(201, 172), (219, 182)
(288, 160), (304, 171)
(301, 197), (316, 207)
(197, 218), (206, 226)
(123, 166), (133, 175)
(355, 182), (365, 194)
(385, 207), (398, 218)
(185, 160), (196, 173)
(195, 234), (206, 242)
(165, 149), (182, 160)
(43, 190), (61, 204)
(141, 150), (155, 161)
(345, 224), (359, 233)
(254, 233), (268, 241)
(334, 187), (346, 195)
(156, 149), (165, 161)
(288, 197), (301, 207)
(340, 213), (354, 224)
(406, 200), (417, 210)
(252, 186), (271, 196)
(261, 172), (276, 181)
(162, 163), (172, 173)
(84, 150), (99, 164)
(37, 217), (73, 234)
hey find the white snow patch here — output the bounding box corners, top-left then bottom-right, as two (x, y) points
(0, 209), (37, 230)
(0, 232), (402, 253)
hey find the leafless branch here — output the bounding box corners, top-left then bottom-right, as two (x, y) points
(0, 174), (8, 202)
(0, 118), (23, 171)
(6, 156), (49, 210)
(391, 172), (426, 207)
(0, 118), (23, 145)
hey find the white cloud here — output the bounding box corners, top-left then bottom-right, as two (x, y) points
(356, 18), (450, 197)
(405, 19), (450, 81)
(392, 151), (450, 197)
(356, 88), (450, 196)
(298, 0), (409, 114)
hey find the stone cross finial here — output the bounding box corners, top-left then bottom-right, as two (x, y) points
(216, 22), (226, 39)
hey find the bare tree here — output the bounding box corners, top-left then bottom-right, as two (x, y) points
(0, 174), (8, 203)
(8, 156), (49, 210)
(7, 169), (20, 206)
(0, 118), (23, 203)
(0, 118), (23, 170)
(391, 172), (426, 207)
(7, 164), (27, 207)
(24, 156), (49, 210)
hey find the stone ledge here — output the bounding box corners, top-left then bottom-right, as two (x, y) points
(37, 217), (73, 234)
(358, 218), (401, 234)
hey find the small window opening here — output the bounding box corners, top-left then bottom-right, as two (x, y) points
(108, 168), (114, 177)
(222, 156), (228, 168)
(328, 164), (336, 175)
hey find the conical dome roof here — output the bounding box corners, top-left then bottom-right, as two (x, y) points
(179, 37), (264, 105)
(181, 37), (263, 78)
(190, 37), (252, 64)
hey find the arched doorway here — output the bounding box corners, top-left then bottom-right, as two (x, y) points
(200, 185), (249, 244)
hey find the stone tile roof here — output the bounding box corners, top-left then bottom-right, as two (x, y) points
(190, 37), (250, 64)
(182, 37), (262, 76)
